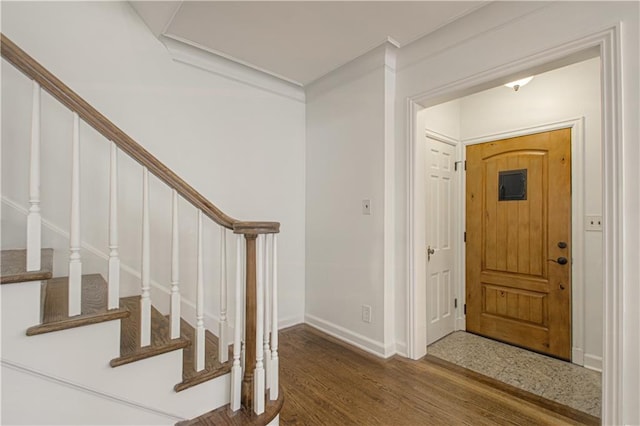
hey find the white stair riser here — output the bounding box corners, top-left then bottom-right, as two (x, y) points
(1, 281), (230, 419)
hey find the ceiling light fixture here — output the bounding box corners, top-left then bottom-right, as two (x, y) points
(504, 76), (534, 91)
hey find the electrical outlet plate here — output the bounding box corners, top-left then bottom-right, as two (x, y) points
(585, 215), (603, 231)
(362, 305), (372, 323)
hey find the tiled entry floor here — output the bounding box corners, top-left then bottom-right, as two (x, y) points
(427, 331), (601, 417)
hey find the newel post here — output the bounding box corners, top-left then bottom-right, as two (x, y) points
(242, 232), (258, 412)
(233, 221), (280, 415)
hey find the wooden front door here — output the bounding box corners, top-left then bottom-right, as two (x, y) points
(465, 128), (571, 360)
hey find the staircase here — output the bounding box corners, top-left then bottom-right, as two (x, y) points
(1, 34), (283, 425)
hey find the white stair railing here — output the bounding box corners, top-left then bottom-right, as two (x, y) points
(68, 112), (82, 317)
(219, 227), (228, 362)
(170, 190), (181, 339)
(108, 142), (120, 310)
(26, 81), (41, 272)
(263, 234), (272, 390)
(253, 234), (266, 415)
(230, 234), (244, 411)
(140, 167), (151, 347)
(270, 233), (279, 401)
(194, 211), (205, 372)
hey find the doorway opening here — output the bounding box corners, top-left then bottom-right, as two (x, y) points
(412, 51), (607, 417)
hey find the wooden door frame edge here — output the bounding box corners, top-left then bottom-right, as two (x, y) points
(405, 25), (622, 425)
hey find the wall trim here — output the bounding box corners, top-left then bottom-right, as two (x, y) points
(425, 129), (459, 147)
(304, 314), (389, 358)
(159, 34), (305, 103)
(584, 354), (603, 372)
(305, 41), (397, 102)
(395, 341), (408, 357)
(278, 315), (304, 330)
(1, 359), (185, 422)
(405, 26), (623, 425)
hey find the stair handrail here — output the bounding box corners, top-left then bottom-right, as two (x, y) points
(0, 33), (279, 235)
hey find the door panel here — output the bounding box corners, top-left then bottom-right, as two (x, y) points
(426, 137), (457, 345)
(466, 129), (571, 360)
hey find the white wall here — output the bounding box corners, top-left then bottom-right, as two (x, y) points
(305, 45), (391, 355)
(1, 1), (306, 328)
(394, 2), (638, 424)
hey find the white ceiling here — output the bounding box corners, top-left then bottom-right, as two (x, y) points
(131, 1), (489, 86)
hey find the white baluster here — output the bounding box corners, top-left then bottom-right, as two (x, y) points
(194, 211), (205, 371)
(68, 113), (82, 317)
(270, 234), (279, 400)
(263, 233), (271, 390)
(26, 81), (41, 272)
(219, 227), (229, 362)
(140, 167), (151, 347)
(230, 234), (244, 411)
(108, 142), (120, 310)
(170, 190), (181, 339)
(254, 235), (266, 415)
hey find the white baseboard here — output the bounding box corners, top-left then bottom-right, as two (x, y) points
(572, 347), (585, 366)
(304, 314), (387, 358)
(279, 315), (304, 330)
(395, 341), (408, 357)
(584, 354), (603, 372)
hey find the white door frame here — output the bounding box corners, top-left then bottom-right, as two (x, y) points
(406, 26), (622, 424)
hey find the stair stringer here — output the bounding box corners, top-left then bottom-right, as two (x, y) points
(1, 361), (182, 425)
(0, 280), (231, 422)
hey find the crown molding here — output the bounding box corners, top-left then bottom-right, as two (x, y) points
(306, 39), (398, 102)
(159, 34), (305, 103)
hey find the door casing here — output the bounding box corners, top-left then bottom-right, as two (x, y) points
(406, 26), (623, 425)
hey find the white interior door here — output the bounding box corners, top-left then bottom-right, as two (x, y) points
(426, 136), (457, 345)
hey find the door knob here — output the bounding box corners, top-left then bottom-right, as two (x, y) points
(548, 257), (568, 265)
(427, 246), (435, 261)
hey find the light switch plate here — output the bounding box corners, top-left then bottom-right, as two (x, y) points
(362, 199), (371, 215)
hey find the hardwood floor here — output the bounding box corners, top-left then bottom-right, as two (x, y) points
(278, 325), (599, 426)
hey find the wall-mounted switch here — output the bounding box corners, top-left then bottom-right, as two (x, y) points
(585, 215), (603, 232)
(362, 199), (371, 215)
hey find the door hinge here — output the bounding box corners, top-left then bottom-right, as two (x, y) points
(453, 160), (467, 172)
(464, 231), (466, 242)
(454, 298), (458, 309)
(454, 160), (466, 171)
(464, 304), (467, 315)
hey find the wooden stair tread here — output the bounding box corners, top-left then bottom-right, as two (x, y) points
(1, 248), (53, 284)
(110, 296), (189, 367)
(26, 274), (129, 335)
(174, 318), (231, 392)
(177, 388), (284, 425)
